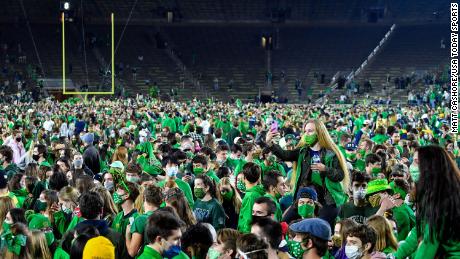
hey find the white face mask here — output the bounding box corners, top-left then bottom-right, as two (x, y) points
(345, 245), (362, 259)
(353, 188), (367, 201)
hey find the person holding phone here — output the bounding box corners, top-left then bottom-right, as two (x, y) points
(266, 119), (349, 228)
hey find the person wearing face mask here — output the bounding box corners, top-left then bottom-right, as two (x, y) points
(266, 119), (350, 229)
(111, 182), (140, 246)
(344, 224), (386, 259)
(103, 171), (115, 192)
(238, 162), (265, 233)
(125, 162), (142, 184)
(0, 145), (19, 180)
(389, 179), (415, 242)
(288, 218), (331, 259)
(365, 154), (383, 179)
(81, 132), (101, 175)
(217, 177), (242, 229)
(408, 150), (419, 182)
(138, 210), (187, 259)
(291, 187), (319, 222)
(192, 174), (226, 231)
(158, 156), (194, 207)
(365, 179), (404, 224)
(126, 185), (163, 258)
(338, 171), (377, 224)
(52, 186), (80, 237)
(345, 142), (362, 171)
(261, 150), (287, 176)
(262, 170), (287, 222)
(192, 155), (220, 183)
(4, 131), (25, 164)
(71, 153), (94, 179)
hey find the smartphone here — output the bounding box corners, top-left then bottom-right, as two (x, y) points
(270, 121), (278, 133)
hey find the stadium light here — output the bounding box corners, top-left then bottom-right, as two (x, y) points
(64, 2), (70, 10)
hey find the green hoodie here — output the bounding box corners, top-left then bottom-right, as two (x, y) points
(238, 185), (265, 233)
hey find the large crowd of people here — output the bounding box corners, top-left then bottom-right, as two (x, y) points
(0, 95), (458, 259)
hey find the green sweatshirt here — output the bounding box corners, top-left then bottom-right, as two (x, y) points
(238, 185), (265, 233)
(264, 193), (282, 222)
(393, 204), (416, 241)
(414, 225), (460, 259)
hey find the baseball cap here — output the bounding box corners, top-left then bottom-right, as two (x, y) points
(289, 218), (331, 241)
(296, 187), (318, 201)
(345, 142), (357, 151)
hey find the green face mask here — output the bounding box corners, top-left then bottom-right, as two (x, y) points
(358, 149), (366, 157)
(409, 164), (420, 182)
(302, 133), (318, 146)
(194, 187), (206, 199)
(34, 200), (48, 212)
(371, 167), (381, 176)
(207, 247), (221, 259)
(298, 204), (315, 218)
(237, 180), (246, 192)
(112, 192), (124, 205)
(287, 240), (304, 259)
(346, 153), (357, 161)
(2, 221), (11, 233)
(221, 189), (234, 201)
(193, 167), (205, 175)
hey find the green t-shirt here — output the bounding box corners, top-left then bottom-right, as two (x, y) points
(111, 209), (139, 234)
(138, 245), (190, 259)
(338, 201), (379, 224)
(138, 245), (162, 259)
(193, 198), (226, 231)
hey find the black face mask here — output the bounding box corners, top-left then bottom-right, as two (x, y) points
(32, 155), (40, 161)
(251, 215), (268, 224)
(16, 137), (22, 142)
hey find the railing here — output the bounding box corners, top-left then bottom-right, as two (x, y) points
(315, 23), (396, 104)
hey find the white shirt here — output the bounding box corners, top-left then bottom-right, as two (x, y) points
(200, 120), (211, 135)
(43, 120), (55, 132)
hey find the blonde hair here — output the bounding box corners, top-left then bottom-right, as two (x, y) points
(217, 228), (241, 243)
(293, 119), (350, 190)
(0, 197), (14, 232)
(134, 185), (145, 214)
(367, 215), (398, 252)
(216, 177), (242, 214)
(91, 186), (119, 216)
(58, 186), (80, 210)
(112, 146), (128, 165)
(29, 230), (51, 259)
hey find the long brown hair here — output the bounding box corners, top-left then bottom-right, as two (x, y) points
(0, 197), (14, 232)
(367, 215), (398, 252)
(294, 119), (350, 189)
(216, 177), (242, 213)
(112, 146), (128, 165)
(29, 230), (51, 259)
(165, 188), (196, 227)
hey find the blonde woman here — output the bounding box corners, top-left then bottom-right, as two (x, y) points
(266, 119), (349, 227)
(29, 230), (52, 259)
(216, 177), (242, 229)
(91, 186), (118, 226)
(367, 215), (399, 254)
(49, 186), (79, 236)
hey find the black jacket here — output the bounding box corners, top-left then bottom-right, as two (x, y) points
(75, 219), (123, 259)
(83, 144), (101, 174)
(269, 144), (344, 205)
